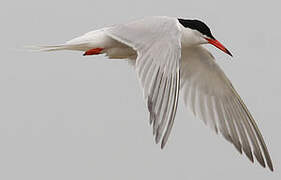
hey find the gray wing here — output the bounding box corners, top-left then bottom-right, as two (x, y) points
(106, 17), (182, 148)
(180, 46), (273, 171)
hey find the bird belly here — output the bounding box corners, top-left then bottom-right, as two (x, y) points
(105, 47), (136, 60)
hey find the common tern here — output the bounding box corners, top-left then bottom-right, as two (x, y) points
(33, 16), (273, 171)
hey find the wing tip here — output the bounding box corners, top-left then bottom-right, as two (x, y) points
(160, 141), (166, 149)
(269, 164), (274, 172)
(244, 150), (254, 163)
(265, 156), (274, 172)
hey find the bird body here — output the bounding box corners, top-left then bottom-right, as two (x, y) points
(33, 16), (273, 171)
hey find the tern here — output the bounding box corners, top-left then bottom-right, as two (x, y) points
(34, 16), (273, 171)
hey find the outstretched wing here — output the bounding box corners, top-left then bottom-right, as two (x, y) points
(106, 17), (182, 148)
(180, 46), (273, 171)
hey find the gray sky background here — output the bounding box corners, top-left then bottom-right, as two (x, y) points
(1, 0), (281, 179)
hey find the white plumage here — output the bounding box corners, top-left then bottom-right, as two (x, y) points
(33, 16), (273, 171)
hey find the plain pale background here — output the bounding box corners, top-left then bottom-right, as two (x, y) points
(1, 0), (280, 179)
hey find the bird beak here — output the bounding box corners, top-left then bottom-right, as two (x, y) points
(205, 38), (232, 57)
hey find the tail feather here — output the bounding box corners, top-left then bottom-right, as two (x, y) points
(26, 28), (110, 53)
(25, 44), (69, 52)
(25, 43), (91, 52)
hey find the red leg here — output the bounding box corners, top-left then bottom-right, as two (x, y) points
(83, 48), (104, 56)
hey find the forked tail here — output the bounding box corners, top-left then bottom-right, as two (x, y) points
(25, 43), (86, 52)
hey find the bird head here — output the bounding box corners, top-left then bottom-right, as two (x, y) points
(178, 18), (232, 57)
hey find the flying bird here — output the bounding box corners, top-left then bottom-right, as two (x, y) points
(34, 16), (273, 171)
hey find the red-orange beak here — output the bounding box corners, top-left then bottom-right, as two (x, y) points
(205, 38), (232, 57)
